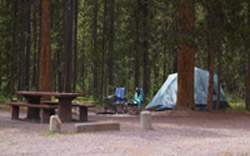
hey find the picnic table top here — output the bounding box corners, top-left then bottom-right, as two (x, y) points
(16, 91), (85, 98)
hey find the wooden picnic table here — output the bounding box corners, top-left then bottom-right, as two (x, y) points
(16, 91), (85, 122)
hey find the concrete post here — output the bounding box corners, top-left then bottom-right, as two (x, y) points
(140, 111), (152, 130)
(49, 115), (62, 133)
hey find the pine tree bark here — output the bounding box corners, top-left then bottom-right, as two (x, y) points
(37, 18), (41, 91)
(25, 0), (31, 90)
(100, 0), (107, 98)
(207, 46), (211, 70)
(64, 0), (73, 92)
(73, 0), (78, 92)
(246, 51), (250, 111)
(80, 2), (86, 93)
(36, 1), (41, 92)
(163, 48), (167, 82)
(162, 21), (168, 81)
(245, 47), (250, 110)
(142, 0), (149, 96)
(93, 0), (99, 98)
(216, 3), (224, 110)
(207, 38), (216, 110)
(32, 2), (38, 91)
(57, 6), (63, 92)
(40, 0), (51, 92)
(216, 45), (222, 109)
(172, 0), (178, 74)
(18, 0), (27, 97)
(154, 51), (159, 94)
(134, 0), (141, 89)
(10, 0), (18, 100)
(246, 2), (250, 111)
(208, 2), (222, 110)
(176, 0), (195, 110)
(108, 0), (115, 94)
(57, 48), (63, 92)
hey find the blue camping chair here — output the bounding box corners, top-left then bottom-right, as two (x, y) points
(105, 87), (127, 113)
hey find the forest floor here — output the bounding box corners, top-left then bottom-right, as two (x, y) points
(0, 108), (250, 156)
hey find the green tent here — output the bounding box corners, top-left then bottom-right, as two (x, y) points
(146, 67), (229, 111)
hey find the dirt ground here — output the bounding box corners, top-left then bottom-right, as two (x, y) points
(0, 108), (250, 156)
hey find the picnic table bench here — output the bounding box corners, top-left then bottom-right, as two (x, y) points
(72, 103), (95, 121)
(42, 101), (95, 121)
(6, 101), (57, 123)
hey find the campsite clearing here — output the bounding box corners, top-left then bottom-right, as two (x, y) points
(0, 109), (250, 156)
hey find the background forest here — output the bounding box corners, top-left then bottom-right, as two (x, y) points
(0, 0), (249, 108)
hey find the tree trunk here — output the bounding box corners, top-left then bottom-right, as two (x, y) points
(142, 0), (149, 96)
(162, 19), (169, 81)
(52, 51), (57, 91)
(57, 48), (63, 92)
(25, 0), (31, 90)
(134, 0), (141, 89)
(172, 0), (178, 74)
(18, 0), (27, 97)
(207, 38), (216, 110)
(32, 2), (38, 91)
(207, 40), (211, 70)
(10, 0), (18, 100)
(100, 0), (107, 99)
(246, 2), (250, 111)
(104, 68), (108, 96)
(40, 0), (51, 92)
(215, 3), (224, 110)
(168, 50), (172, 76)
(36, 4), (41, 91)
(73, 0), (78, 92)
(163, 47), (167, 82)
(216, 45), (222, 109)
(154, 51), (159, 95)
(173, 50), (178, 73)
(163, 22), (168, 81)
(176, 0), (195, 110)
(64, 0), (73, 92)
(208, 2), (222, 111)
(246, 51), (250, 111)
(80, 50), (85, 92)
(108, 0), (115, 94)
(93, 0), (99, 98)
(80, 2), (86, 93)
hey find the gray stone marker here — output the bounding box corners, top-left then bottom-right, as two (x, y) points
(49, 115), (62, 133)
(75, 122), (120, 133)
(140, 111), (152, 130)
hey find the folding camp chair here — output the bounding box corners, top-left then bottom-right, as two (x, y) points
(105, 87), (127, 113)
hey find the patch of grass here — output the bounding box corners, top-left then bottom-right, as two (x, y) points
(62, 131), (69, 135)
(226, 100), (246, 112)
(40, 130), (69, 137)
(0, 99), (6, 109)
(41, 130), (59, 136)
(0, 99), (11, 110)
(0, 105), (8, 110)
(9, 140), (18, 145)
(76, 96), (91, 101)
(74, 98), (104, 106)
